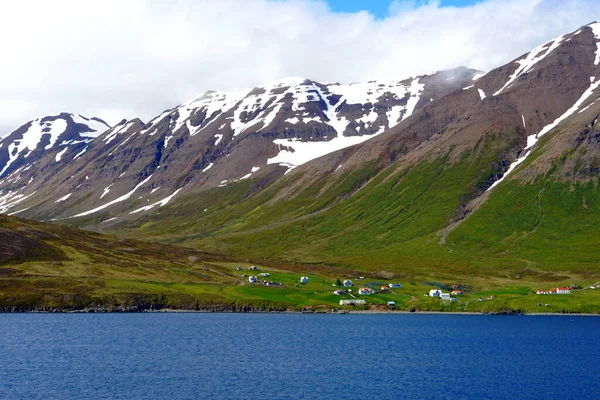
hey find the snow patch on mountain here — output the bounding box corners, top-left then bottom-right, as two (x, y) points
(0, 190), (36, 214)
(104, 121), (135, 145)
(590, 22), (600, 65)
(101, 184), (113, 199)
(130, 187), (183, 214)
(268, 135), (376, 167)
(0, 118), (67, 175)
(489, 78), (600, 191)
(267, 77), (424, 167)
(70, 175), (153, 218)
(55, 147), (68, 162)
(70, 114), (110, 137)
(175, 91), (244, 136)
(494, 33), (566, 96)
(73, 146), (88, 160)
(55, 193), (72, 203)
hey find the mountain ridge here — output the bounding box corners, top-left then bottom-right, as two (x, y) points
(1, 22), (600, 280)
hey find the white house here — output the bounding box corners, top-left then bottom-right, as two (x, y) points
(339, 299), (366, 306)
(236, 266), (243, 271)
(300, 276), (309, 284)
(387, 301), (396, 306)
(389, 283), (403, 289)
(429, 289), (442, 297)
(358, 287), (372, 295)
(248, 276), (257, 283)
(259, 273), (270, 277)
(343, 279), (353, 287)
(556, 287), (571, 294)
(249, 266), (258, 270)
(440, 293), (451, 301)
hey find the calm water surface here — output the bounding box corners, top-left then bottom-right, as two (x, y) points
(0, 313), (599, 399)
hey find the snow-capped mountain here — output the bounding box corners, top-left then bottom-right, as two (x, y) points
(3, 20), (599, 236)
(0, 68), (478, 220)
(0, 113), (110, 178)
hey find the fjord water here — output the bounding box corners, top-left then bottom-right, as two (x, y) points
(0, 314), (598, 399)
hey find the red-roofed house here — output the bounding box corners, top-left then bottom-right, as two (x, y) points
(556, 287), (571, 294)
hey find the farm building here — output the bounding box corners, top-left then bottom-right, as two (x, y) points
(537, 287), (571, 295)
(339, 299), (366, 306)
(249, 266), (258, 270)
(440, 293), (451, 301)
(387, 301), (396, 306)
(248, 276), (257, 283)
(343, 279), (353, 287)
(429, 289), (442, 297)
(452, 290), (462, 295)
(389, 283), (402, 289)
(333, 290), (346, 295)
(259, 273), (270, 277)
(236, 267), (243, 271)
(380, 286), (390, 293)
(300, 276), (309, 284)
(358, 287), (373, 295)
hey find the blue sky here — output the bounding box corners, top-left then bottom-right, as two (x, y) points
(326, 0), (479, 18)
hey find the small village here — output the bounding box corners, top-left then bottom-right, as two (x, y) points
(232, 264), (600, 313)
(236, 265), (472, 309)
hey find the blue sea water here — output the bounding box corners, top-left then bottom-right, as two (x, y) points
(0, 313), (599, 400)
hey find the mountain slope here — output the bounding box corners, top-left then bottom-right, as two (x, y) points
(0, 68), (479, 222)
(0, 213), (271, 311)
(105, 22), (600, 279)
(2, 22), (600, 285)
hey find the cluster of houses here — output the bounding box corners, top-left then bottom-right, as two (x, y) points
(248, 276), (284, 287)
(340, 280), (402, 290)
(244, 268), (309, 288)
(428, 289), (458, 302)
(536, 287), (571, 295)
(335, 282), (404, 307)
(334, 283), (403, 296)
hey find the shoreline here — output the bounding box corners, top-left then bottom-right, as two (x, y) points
(1, 308), (598, 316)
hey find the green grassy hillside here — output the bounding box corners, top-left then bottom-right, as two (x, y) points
(109, 118), (600, 293)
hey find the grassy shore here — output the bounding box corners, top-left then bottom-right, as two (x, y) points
(4, 258), (600, 314)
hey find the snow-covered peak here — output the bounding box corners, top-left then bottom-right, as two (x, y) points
(69, 114), (111, 137)
(0, 113), (110, 177)
(493, 24), (600, 97)
(173, 90), (246, 136)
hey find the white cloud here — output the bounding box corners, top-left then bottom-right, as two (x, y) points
(0, 0), (596, 134)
